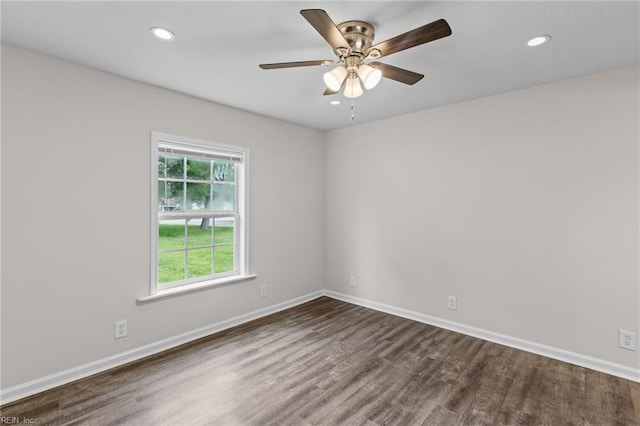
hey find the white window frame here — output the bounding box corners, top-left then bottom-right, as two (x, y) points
(144, 131), (254, 301)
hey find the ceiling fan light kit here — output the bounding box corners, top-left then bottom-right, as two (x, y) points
(259, 9), (452, 101)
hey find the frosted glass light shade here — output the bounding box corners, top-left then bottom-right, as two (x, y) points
(358, 64), (382, 89)
(323, 66), (348, 91)
(344, 77), (363, 98)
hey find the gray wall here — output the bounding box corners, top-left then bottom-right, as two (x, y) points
(2, 44), (638, 390)
(324, 65), (639, 368)
(1, 45), (325, 388)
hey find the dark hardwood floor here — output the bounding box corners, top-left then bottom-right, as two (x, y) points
(2, 296), (639, 425)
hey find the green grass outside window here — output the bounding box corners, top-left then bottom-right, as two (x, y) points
(158, 224), (234, 284)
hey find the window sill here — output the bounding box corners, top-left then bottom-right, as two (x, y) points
(137, 274), (257, 303)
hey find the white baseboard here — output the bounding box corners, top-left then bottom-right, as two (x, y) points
(323, 290), (640, 383)
(0, 290), (324, 405)
(3, 289), (637, 405)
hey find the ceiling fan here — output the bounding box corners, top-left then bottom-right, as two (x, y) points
(259, 9), (452, 98)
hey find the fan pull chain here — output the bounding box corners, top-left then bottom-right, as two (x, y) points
(350, 100), (355, 121)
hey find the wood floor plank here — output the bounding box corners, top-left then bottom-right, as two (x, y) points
(2, 296), (639, 425)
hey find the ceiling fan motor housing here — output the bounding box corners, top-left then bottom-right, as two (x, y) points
(336, 20), (380, 68)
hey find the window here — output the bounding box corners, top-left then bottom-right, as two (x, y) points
(149, 132), (251, 297)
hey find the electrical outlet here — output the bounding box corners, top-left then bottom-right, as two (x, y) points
(619, 330), (636, 350)
(349, 275), (357, 287)
(447, 296), (457, 311)
(115, 320), (127, 339)
(260, 284), (268, 298)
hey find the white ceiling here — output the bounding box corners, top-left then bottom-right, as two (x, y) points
(2, 1), (639, 131)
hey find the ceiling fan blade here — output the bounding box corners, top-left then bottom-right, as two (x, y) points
(323, 87), (339, 96)
(300, 9), (350, 52)
(369, 62), (424, 85)
(370, 19), (452, 58)
(259, 60), (333, 70)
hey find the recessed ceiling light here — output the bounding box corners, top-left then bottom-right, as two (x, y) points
(330, 100), (341, 105)
(527, 35), (550, 47)
(150, 27), (175, 41)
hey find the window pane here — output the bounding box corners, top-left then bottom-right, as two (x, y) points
(214, 245), (235, 273)
(158, 251), (185, 284)
(159, 219), (186, 250)
(214, 217), (234, 244)
(158, 181), (167, 211)
(188, 248), (213, 278)
(214, 162), (235, 183)
(187, 158), (211, 181)
(212, 184), (235, 211)
(186, 183), (210, 210)
(166, 182), (184, 211)
(187, 222), (213, 248)
(165, 156), (184, 179)
(158, 155), (167, 178)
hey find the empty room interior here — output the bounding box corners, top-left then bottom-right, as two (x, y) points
(1, 1), (639, 424)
